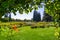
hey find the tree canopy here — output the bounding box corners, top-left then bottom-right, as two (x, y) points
(0, 0), (60, 22)
(45, 0), (60, 22)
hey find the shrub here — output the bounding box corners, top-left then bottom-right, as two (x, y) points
(31, 23), (37, 28)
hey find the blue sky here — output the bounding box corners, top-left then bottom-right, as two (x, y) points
(11, 3), (44, 20)
(2, 3), (44, 20)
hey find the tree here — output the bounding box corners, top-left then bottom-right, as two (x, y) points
(0, 0), (60, 24)
(0, 0), (40, 20)
(42, 12), (53, 22)
(33, 10), (41, 22)
(45, 0), (60, 27)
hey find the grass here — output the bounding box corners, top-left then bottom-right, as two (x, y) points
(0, 26), (60, 40)
(18, 27), (58, 40)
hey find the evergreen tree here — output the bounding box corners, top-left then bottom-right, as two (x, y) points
(33, 10), (41, 22)
(42, 12), (53, 22)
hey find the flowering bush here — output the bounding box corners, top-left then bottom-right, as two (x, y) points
(0, 25), (18, 40)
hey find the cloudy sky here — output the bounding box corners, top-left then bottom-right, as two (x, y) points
(2, 3), (44, 20)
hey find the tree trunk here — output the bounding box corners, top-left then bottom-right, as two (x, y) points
(0, 15), (2, 22)
(9, 13), (11, 22)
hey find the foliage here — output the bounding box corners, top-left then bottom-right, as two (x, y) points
(45, 0), (60, 22)
(0, 0), (39, 17)
(33, 10), (41, 22)
(31, 22), (55, 28)
(0, 22), (59, 28)
(0, 0), (60, 19)
(0, 26), (18, 40)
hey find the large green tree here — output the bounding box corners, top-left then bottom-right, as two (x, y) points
(45, 0), (60, 20)
(0, 0), (37, 19)
(0, 0), (60, 23)
(45, 0), (60, 27)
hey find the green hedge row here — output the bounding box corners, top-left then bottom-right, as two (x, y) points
(0, 22), (58, 28)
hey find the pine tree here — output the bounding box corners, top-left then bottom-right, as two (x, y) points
(33, 10), (41, 22)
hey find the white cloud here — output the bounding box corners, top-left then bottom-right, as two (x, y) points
(2, 3), (44, 20)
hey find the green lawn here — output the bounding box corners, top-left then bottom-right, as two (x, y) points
(0, 26), (60, 40)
